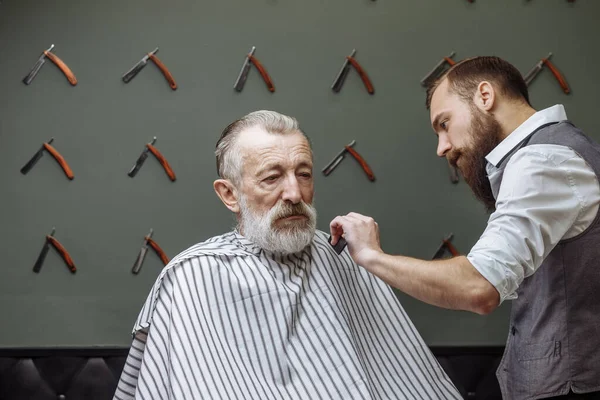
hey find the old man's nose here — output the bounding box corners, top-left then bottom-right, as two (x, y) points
(281, 177), (302, 204)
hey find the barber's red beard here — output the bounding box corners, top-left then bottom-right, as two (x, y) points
(447, 108), (503, 213)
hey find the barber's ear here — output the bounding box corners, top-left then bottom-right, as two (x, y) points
(213, 179), (240, 213)
(474, 81), (495, 112)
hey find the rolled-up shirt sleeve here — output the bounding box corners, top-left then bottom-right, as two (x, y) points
(467, 145), (599, 303)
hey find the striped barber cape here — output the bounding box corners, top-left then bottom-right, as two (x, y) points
(114, 230), (461, 400)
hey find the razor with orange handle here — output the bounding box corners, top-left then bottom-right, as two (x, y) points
(131, 229), (170, 274)
(23, 44), (78, 86)
(234, 46), (275, 93)
(128, 137), (177, 182)
(33, 227), (77, 274)
(524, 53), (570, 94)
(122, 47), (178, 90)
(421, 51), (457, 87)
(322, 140), (376, 182)
(331, 49), (375, 95)
(20, 138), (74, 180)
(432, 233), (461, 260)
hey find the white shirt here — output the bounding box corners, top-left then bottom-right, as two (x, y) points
(467, 105), (600, 303)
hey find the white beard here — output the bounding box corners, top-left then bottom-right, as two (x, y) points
(238, 195), (317, 254)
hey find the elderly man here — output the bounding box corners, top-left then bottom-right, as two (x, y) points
(113, 110), (461, 400)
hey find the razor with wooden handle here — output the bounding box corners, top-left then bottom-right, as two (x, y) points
(421, 51), (456, 87)
(234, 46), (275, 93)
(23, 44), (77, 86)
(131, 229), (169, 274)
(128, 137), (176, 181)
(524, 53), (570, 94)
(33, 228), (77, 274)
(432, 233), (460, 260)
(20, 138), (74, 180)
(322, 140), (376, 182)
(122, 47), (178, 90)
(331, 49), (375, 95)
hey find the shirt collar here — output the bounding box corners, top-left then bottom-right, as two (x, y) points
(485, 104), (567, 168)
(232, 230), (263, 256)
(231, 230), (311, 259)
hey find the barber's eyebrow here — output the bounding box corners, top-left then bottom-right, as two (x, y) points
(431, 112), (448, 132)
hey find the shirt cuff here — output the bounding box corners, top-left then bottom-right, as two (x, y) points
(467, 251), (518, 304)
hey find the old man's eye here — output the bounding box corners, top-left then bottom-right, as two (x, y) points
(264, 175), (278, 182)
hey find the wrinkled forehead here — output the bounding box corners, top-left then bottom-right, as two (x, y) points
(236, 126), (312, 165)
(236, 125), (309, 150)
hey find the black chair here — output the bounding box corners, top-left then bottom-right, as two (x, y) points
(0, 347), (503, 400)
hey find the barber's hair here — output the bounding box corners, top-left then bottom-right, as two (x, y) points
(215, 110), (310, 183)
(425, 56), (530, 110)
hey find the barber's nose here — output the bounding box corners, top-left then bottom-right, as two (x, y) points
(437, 135), (452, 157)
(281, 176), (302, 204)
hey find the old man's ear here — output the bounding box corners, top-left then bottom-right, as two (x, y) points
(213, 179), (241, 213)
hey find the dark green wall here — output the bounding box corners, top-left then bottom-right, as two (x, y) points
(1, 0), (598, 347)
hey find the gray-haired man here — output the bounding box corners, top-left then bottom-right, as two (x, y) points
(113, 110), (462, 400)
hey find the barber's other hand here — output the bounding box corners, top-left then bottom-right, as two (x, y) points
(329, 212), (382, 266)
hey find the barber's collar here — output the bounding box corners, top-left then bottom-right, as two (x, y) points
(485, 104), (567, 168)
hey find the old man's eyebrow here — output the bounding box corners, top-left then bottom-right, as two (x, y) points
(255, 164), (281, 176)
(255, 161), (313, 177)
(296, 161), (313, 170)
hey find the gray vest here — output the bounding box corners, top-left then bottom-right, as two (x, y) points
(493, 121), (600, 399)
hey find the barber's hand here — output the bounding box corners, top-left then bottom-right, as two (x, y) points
(329, 212), (382, 267)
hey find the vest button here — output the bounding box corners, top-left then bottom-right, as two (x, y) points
(511, 326), (516, 335)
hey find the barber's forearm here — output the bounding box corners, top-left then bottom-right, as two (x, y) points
(360, 251), (499, 315)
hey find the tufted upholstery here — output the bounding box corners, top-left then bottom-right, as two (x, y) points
(0, 347), (503, 400)
(0, 349), (126, 400)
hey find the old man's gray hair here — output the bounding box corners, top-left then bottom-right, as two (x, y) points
(215, 110), (311, 184)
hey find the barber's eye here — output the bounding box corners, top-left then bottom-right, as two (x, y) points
(299, 172), (312, 178)
(440, 121), (448, 130)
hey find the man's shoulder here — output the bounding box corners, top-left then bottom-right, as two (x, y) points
(525, 120), (600, 163)
(131, 231), (251, 334)
(510, 144), (579, 167)
(506, 140), (599, 180)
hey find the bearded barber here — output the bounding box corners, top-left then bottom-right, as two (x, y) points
(330, 56), (600, 400)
